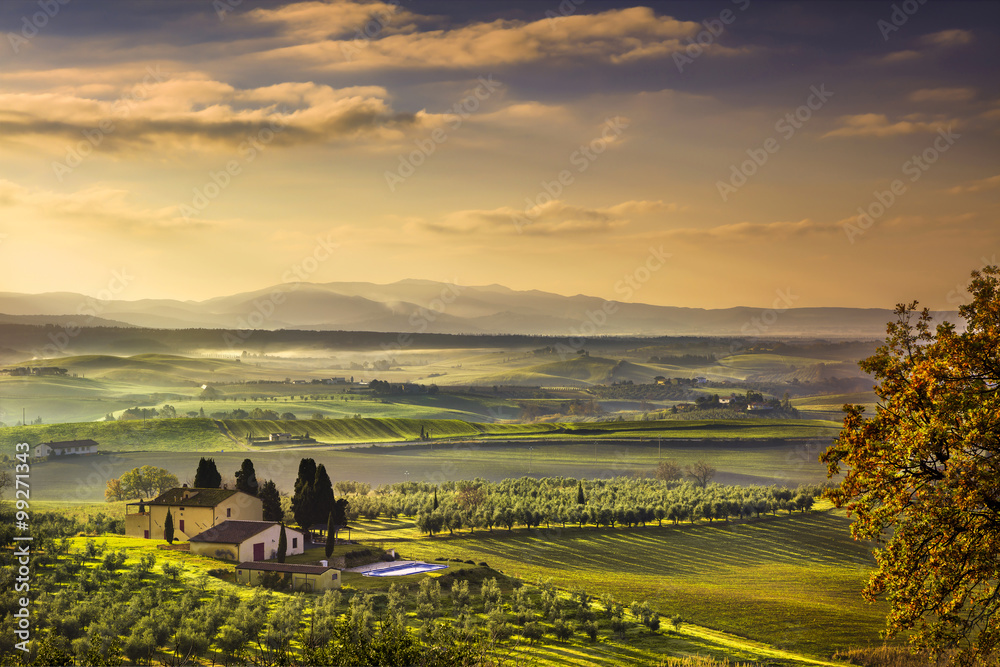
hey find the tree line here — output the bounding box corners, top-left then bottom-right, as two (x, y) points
(326, 475), (822, 537)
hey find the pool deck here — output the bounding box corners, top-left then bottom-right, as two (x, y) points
(348, 560), (448, 577)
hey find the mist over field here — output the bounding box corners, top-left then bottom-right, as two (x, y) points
(1, 0), (997, 665)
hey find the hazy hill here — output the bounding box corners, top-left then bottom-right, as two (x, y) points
(0, 281), (958, 337)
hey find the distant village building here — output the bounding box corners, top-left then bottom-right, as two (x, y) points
(2, 366), (67, 376)
(268, 432), (294, 442)
(747, 403), (774, 412)
(125, 487), (262, 541)
(235, 561), (341, 592)
(34, 439), (98, 458)
(189, 521), (303, 561)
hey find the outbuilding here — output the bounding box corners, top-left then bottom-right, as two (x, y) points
(235, 561), (341, 592)
(34, 439), (99, 458)
(189, 521), (303, 562)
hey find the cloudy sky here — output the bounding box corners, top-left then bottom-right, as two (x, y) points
(0, 0), (997, 309)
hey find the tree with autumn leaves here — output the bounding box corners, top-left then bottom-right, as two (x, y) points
(823, 266), (1000, 665)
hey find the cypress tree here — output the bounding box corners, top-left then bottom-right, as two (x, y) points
(313, 464), (335, 528)
(325, 510), (336, 559)
(433, 488), (439, 510)
(259, 480), (283, 522)
(194, 458), (222, 488)
(577, 481), (586, 505)
(291, 458), (317, 537)
(277, 523), (287, 563)
(235, 458), (259, 496)
(164, 509), (174, 544)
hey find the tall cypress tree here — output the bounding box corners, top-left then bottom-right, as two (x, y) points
(577, 481), (586, 505)
(313, 464), (335, 528)
(194, 458), (221, 488)
(290, 458), (317, 536)
(235, 459), (259, 496)
(332, 498), (349, 542)
(259, 480), (283, 522)
(433, 488), (439, 511)
(277, 523), (287, 563)
(325, 510), (336, 559)
(164, 509), (174, 544)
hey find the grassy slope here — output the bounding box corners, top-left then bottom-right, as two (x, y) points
(54, 525), (855, 667)
(0, 418), (230, 452)
(0, 416), (841, 453)
(350, 508), (886, 662)
(23, 437), (836, 503)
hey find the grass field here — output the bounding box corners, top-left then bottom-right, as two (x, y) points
(22, 436), (836, 503)
(346, 507), (886, 663)
(48, 506), (882, 665)
(0, 415), (841, 455)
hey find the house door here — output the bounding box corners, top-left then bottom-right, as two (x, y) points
(253, 543), (265, 561)
(179, 519), (185, 534)
(144, 530), (149, 539)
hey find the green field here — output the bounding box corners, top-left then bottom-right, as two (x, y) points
(347, 508), (886, 662)
(0, 415), (841, 454)
(21, 436), (836, 502)
(51, 507), (882, 665)
(47, 526), (856, 667)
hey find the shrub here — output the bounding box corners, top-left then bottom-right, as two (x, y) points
(522, 622), (544, 644)
(552, 619), (573, 641)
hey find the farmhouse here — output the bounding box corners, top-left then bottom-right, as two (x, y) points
(268, 432), (294, 442)
(235, 561), (341, 592)
(33, 439), (98, 458)
(189, 521), (303, 561)
(125, 486), (263, 541)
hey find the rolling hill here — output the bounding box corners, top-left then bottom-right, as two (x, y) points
(0, 280), (958, 337)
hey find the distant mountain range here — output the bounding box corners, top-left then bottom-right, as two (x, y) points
(0, 280), (959, 337)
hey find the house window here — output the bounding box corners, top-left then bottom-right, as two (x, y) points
(227, 508), (231, 517)
(179, 507), (185, 511)
(292, 537), (298, 549)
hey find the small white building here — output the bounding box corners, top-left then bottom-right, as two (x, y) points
(188, 521), (304, 562)
(34, 439), (99, 458)
(268, 432), (294, 442)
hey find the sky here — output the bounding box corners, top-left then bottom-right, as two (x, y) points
(0, 0), (997, 310)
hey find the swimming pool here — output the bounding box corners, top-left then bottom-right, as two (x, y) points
(361, 562), (448, 577)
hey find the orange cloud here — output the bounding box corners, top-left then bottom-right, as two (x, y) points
(0, 179), (206, 231)
(415, 199), (671, 236)
(824, 113), (956, 138)
(251, 6), (719, 71)
(909, 87), (976, 103)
